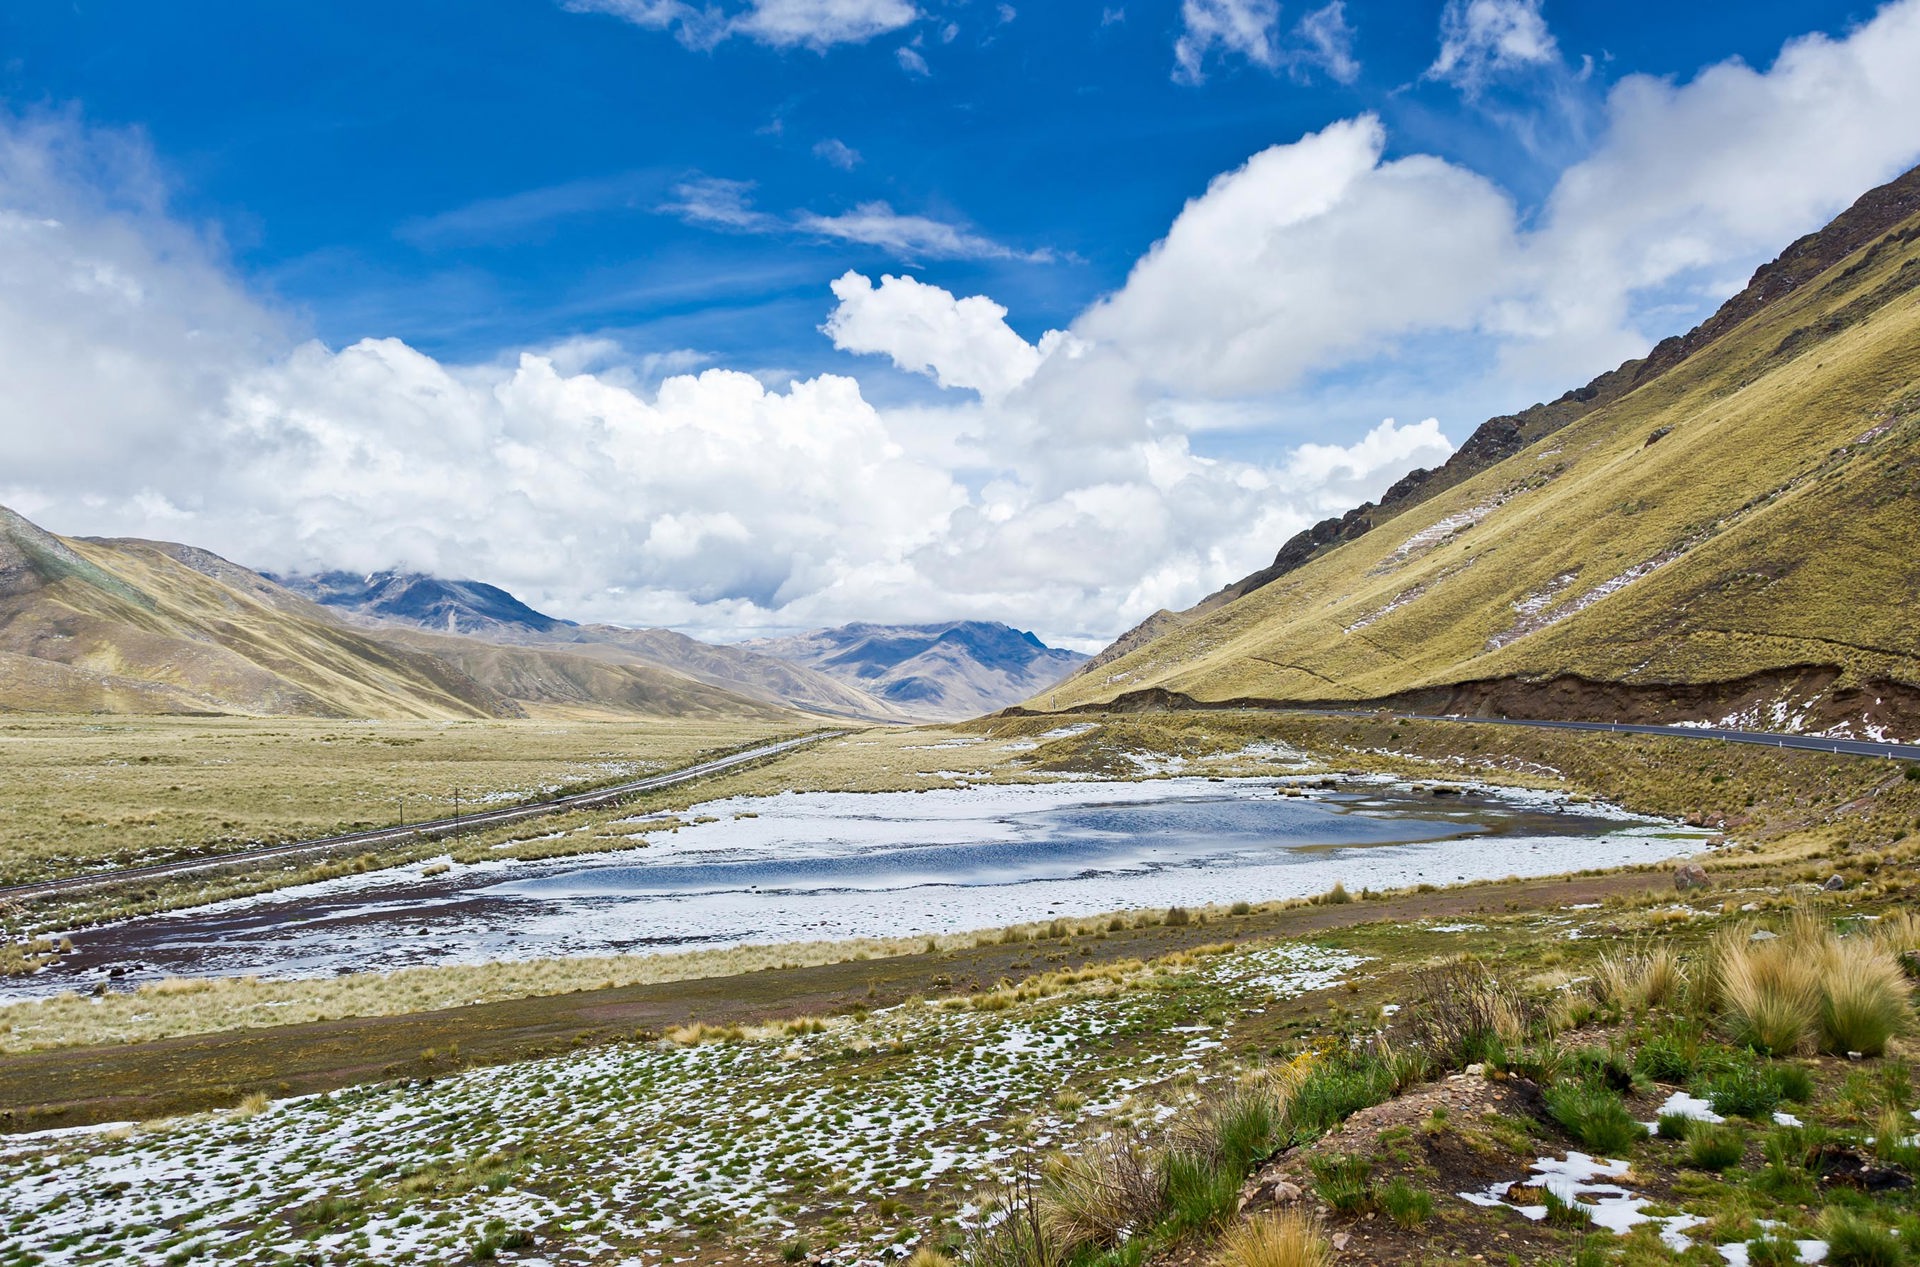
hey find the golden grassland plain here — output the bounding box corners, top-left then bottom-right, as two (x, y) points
(1047, 202), (1920, 709)
(7, 709), (1918, 1057)
(0, 714), (796, 886)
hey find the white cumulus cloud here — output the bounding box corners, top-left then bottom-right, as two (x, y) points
(824, 271), (1058, 400)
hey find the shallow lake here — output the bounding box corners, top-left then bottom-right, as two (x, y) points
(9, 776), (1712, 998)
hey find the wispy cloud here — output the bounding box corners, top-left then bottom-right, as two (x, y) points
(1426, 0), (1558, 95)
(396, 172), (660, 248)
(798, 202), (1052, 261)
(661, 178), (1053, 263)
(896, 45), (931, 75)
(812, 138), (862, 170)
(1173, 0), (1280, 85)
(560, 0), (918, 52)
(659, 176), (781, 231)
(1292, 2), (1359, 84)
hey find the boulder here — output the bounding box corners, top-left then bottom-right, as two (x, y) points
(1674, 862), (1711, 891)
(1823, 874), (1848, 892)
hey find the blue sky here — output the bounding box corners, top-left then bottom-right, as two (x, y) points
(0, 1), (1874, 380)
(2, 1), (1917, 645)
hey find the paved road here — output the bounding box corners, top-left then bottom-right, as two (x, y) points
(0, 731), (839, 902)
(1310, 709), (1920, 761)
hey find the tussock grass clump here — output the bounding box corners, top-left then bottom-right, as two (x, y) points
(1634, 1017), (1705, 1082)
(1541, 1186), (1593, 1229)
(1161, 1150), (1240, 1233)
(1682, 1123), (1745, 1171)
(1308, 1154), (1372, 1214)
(902, 1248), (954, 1267)
(1591, 942), (1685, 1011)
(1405, 958), (1533, 1067)
(1715, 929), (1822, 1055)
(1814, 936), (1908, 1056)
(231, 1090), (271, 1119)
(1283, 1053), (1395, 1145)
(1713, 917), (1911, 1056)
(1378, 1176), (1432, 1227)
(1819, 1208), (1902, 1267)
(1545, 1081), (1644, 1155)
(665, 1022), (745, 1045)
(1036, 1139), (1159, 1254)
(1210, 1210), (1332, 1267)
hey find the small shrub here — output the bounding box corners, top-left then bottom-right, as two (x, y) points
(1309, 1154), (1373, 1215)
(1165, 906), (1192, 927)
(1545, 1082), (1644, 1155)
(1379, 1177), (1432, 1227)
(1683, 1123), (1744, 1171)
(1820, 1209), (1901, 1267)
(1211, 1210), (1333, 1267)
(781, 1239), (810, 1263)
(1321, 882), (1352, 905)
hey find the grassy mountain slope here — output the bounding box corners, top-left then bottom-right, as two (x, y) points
(376, 629), (796, 721)
(1050, 168), (1920, 737)
(0, 509), (792, 722)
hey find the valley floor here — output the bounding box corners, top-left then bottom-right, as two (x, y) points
(1, 710), (1917, 1267)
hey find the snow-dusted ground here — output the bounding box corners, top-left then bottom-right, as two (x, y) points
(12, 778), (1711, 998)
(0, 945), (1363, 1266)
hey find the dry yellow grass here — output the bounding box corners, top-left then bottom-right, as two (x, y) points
(1212, 1210), (1333, 1267)
(1711, 914), (1912, 1056)
(0, 932), (967, 1053)
(0, 714), (786, 885)
(1591, 942), (1686, 1011)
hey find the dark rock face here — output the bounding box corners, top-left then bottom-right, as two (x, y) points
(267, 571), (573, 638)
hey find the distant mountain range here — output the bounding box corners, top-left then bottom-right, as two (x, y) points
(1052, 162), (1920, 740)
(275, 568), (1085, 723)
(0, 517), (1088, 722)
(745, 622), (1088, 722)
(267, 571), (575, 640)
